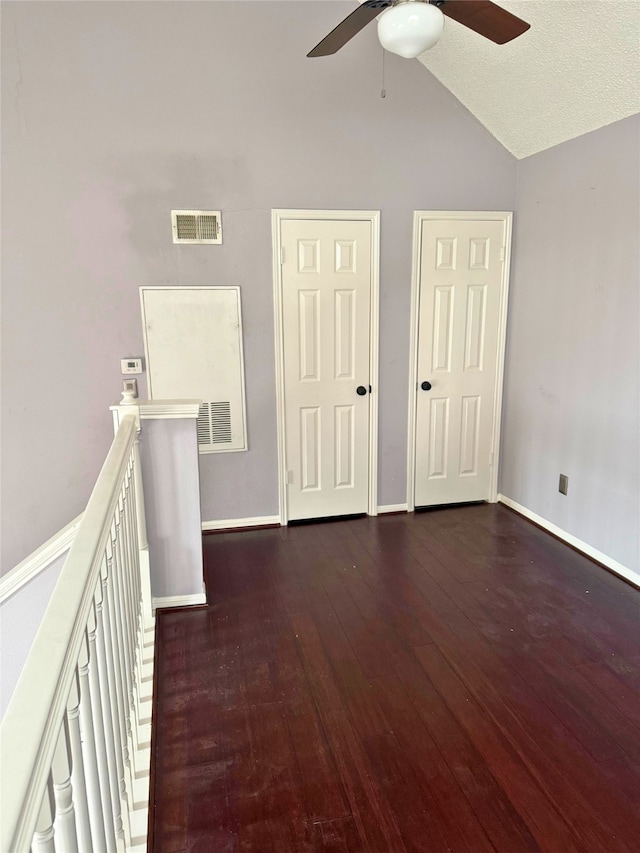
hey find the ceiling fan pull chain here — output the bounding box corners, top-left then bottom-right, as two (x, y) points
(381, 47), (386, 99)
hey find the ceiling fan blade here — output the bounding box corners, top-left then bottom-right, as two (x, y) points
(440, 0), (530, 44)
(307, 0), (394, 57)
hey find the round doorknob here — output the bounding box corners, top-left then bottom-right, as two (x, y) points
(356, 385), (367, 396)
(421, 381), (432, 391)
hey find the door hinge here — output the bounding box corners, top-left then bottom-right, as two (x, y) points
(500, 246), (506, 262)
(280, 246), (285, 265)
(489, 452), (495, 467)
(286, 469), (294, 484)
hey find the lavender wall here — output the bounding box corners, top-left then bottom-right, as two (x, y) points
(1, 0), (516, 571)
(0, 553), (65, 718)
(139, 416), (204, 601)
(501, 116), (640, 578)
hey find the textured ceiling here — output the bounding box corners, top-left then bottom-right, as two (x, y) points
(416, 0), (640, 158)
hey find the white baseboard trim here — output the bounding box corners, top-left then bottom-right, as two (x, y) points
(152, 593), (207, 611)
(0, 514), (83, 604)
(497, 494), (639, 588)
(377, 504), (408, 515)
(202, 515), (280, 532)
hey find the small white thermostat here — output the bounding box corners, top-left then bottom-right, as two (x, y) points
(120, 357), (143, 374)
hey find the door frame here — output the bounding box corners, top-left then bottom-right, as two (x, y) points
(406, 211), (513, 512)
(272, 209), (381, 525)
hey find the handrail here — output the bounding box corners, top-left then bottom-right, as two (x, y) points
(0, 414), (148, 851)
(0, 513), (83, 605)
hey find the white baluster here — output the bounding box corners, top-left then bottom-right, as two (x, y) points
(118, 490), (135, 670)
(123, 486), (139, 675)
(52, 722), (79, 852)
(128, 462), (152, 743)
(101, 545), (132, 835)
(105, 531), (136, 808)
(78, 632), (108, 853)
(94, 566), (127, 851)
(119, 492), (142, 756)
(125, 471), (146, 730)
(67, 671), (92, 853)
(111, 521), (139, 777)
(86, 604), (118, 853)
(32, 775), (55, 853)
(132, 425), (153, 626)
(118, 487), (145, 775)
(124, 467), (141, 624)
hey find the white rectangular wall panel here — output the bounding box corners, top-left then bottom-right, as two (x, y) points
(141, 287), (248, 453)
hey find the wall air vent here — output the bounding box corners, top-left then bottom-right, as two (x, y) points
(171, 210), (222, 244)
(197, 401), (233, 451)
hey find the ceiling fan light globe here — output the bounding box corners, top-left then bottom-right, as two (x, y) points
(377, 2), (444, 58)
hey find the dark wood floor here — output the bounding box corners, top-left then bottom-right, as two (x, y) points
(151, 504), (640, 853)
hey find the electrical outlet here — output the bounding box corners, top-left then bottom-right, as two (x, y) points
(559, 474), (569, 495)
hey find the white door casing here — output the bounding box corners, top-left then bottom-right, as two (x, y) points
(273, 211), (380, 524)
(408, 212), (512, 509)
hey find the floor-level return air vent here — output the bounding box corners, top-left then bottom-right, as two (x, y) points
(171, 210), (222, 244)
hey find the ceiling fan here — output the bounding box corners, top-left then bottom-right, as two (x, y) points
(308, 0), (531, 60)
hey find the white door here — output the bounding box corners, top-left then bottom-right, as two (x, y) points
(280, 218), (373, 521)
(414, 217), (508, 507)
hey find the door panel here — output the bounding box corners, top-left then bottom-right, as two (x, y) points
(415, 219), (505, 507)
(281, 219), (372, 521)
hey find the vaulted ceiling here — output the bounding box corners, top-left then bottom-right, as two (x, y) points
(417, 0), (640, 158)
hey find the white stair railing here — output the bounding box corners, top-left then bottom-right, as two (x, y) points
(0, 414), (154, 852)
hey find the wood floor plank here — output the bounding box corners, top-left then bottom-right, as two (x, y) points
(290, 608), (408, 852)
(186, 761), (236, 852)
(393, 655), (543, 853)
(413, 642), (588, 853)
(321, 577), (399, 678)
(283, 692), (351, 824)
(151, 505), (640, 852)
(368, 673), (496, 853)
(295, 609), (408, 851)
(597, 754), (640, 807)
(361, 732), (457, 852)
(312, 816), (364, 852)
(414, 641), (640, 853)
(228, 700), (310, 852)
(304, 585), (407, 740)
(576, 660), (640, 726)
